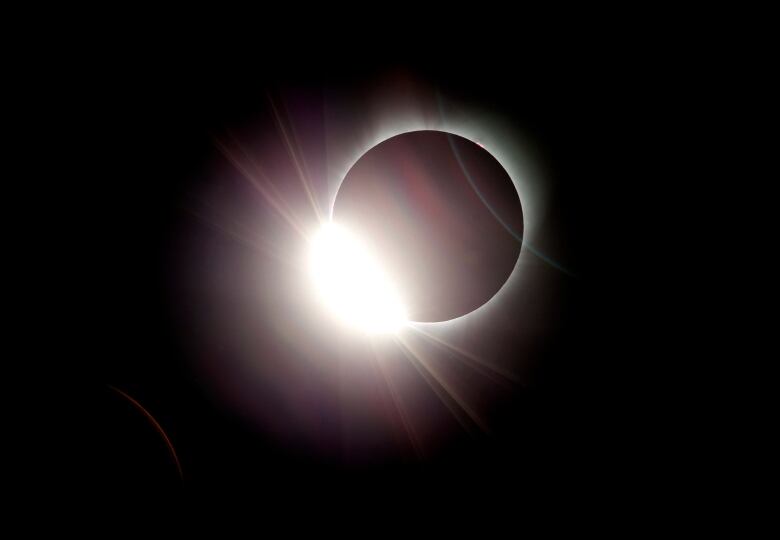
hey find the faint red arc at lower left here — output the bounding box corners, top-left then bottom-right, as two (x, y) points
(108, 385), (183, 481)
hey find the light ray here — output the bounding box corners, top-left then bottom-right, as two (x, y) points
(370, 342), (424, 459)
(267, 93), (324, 223)
(408, 324), (520, 384)
(215, 136), (309, 239)
(280, 96), (319, 212)
(395, 336), (489, 434)
(186, 206), (296, 268)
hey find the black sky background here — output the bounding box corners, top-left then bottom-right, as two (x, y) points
(35, 35), (695, 502)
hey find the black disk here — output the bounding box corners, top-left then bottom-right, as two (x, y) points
(333, 130), (523, 322)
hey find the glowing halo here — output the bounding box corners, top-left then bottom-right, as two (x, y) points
(178, 81), (567, 458)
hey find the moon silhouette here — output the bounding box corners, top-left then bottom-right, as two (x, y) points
(333, 130), (524, 322)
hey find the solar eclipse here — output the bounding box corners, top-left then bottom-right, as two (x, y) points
(313, 130), (524, 332)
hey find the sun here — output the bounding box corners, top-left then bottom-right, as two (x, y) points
(309, 223), (407, 334)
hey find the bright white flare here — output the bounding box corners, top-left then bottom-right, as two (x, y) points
(310, 223), (407, 334)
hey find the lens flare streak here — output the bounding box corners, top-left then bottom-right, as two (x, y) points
(395, 336), (489, 435)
